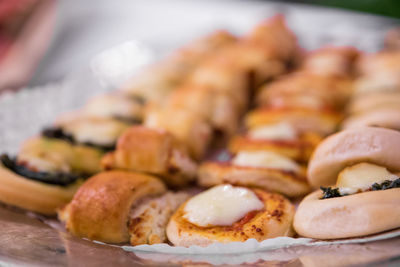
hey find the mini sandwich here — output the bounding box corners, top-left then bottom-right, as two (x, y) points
(167, 184), (295, 247)
(59, 171), (193, 245)
(101, 126), (197, 187)
(198, 149), (310, 198)
(294, 127), (400, 239)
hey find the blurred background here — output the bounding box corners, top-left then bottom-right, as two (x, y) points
(0, 0), (399, 92)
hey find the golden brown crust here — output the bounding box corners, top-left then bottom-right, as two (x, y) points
(58, 171), (166, 243)
(307, 127), (400, 188)
(197, 162), (310, 197)
(101, 126), (197, 187)
(300, 46), (359, 77)
(166, 188), (295, 247)
(228, 132), (322, 163)
(294, 189), (400, 239)
(0, 163), (82, 215)
(165, 84), (241, 136)
(144, 105), (212, 160)
(256, 73), (352, 110)
(245, 107), (342, 136)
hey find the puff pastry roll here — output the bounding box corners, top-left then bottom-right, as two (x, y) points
(0, 153), (83, 215)
(101, 126), (197, 187)
(165, 84), (241, 137)
(245, 107), (342, 137)
(59, 171), (167, 244)
(167, 184), (295, 247)
(144, 105), (212, 160)
(342, 107), (400, 131)
(17, 136), (103, 175)
(198, 150), (310, 197)
(300, 46), (359, 77)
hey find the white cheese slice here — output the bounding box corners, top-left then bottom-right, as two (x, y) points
(183, 184), (264, 227)
(336, 162), (398, 193)
(232, 150), (300, 173)
(248, 122), (297, 141)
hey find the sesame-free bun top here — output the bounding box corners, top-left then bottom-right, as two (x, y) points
(307, 127), (400, 188)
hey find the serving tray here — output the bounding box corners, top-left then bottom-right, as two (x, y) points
(0, 0), (399, 266)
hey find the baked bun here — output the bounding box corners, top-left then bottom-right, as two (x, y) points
(167, 187), (295, 247)
(198, 161), (310, 197)
(294, 188), (400, 239)
(0, 160), (82, 215)
(58, 171), (166, 243)
(245, 107), (341, 136)
(342, 108), (400, 131)
(307, 127), (400, 188)
(101, 126), (197, 187)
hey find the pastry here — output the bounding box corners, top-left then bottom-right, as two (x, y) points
(229, 122), (322, 162)
(294, 128), (400, 239)
(342, 107), (400, 131)
(144, 105), (212, 160)
(299, 46), (359, 77)
(0, 154), (82, 215)
(167, 184), (295, 247)
(256, 73), (352, 110)
(101, 126), (197, 187)
(245, 107), (342, 137)
(347, 91), (400, 114)
(307, 127), (400, 188)
(164, 84), (241, 137)
(198, 150), (310, 197)
(59, 171), (167, 243)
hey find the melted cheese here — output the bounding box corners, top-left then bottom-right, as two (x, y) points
(337, 162), (398, 191)
(232, 151), (300, 173)
(248, 122), (296, 141)
(183, 184), (263, 227)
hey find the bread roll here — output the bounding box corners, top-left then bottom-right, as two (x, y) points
(59, 171), (166, 243)
(307, 127), (400, 188)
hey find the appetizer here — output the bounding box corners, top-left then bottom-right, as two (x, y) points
(167, 184), (294, 247)
(294, 127), (400, 239)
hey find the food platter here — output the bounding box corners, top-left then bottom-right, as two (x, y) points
(1, 1), (400, 266)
